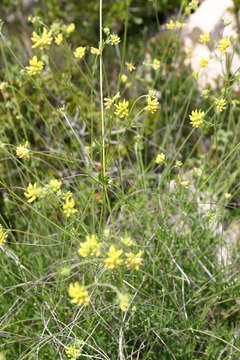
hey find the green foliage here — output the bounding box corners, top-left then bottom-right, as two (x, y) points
(0, 1), (240, 359)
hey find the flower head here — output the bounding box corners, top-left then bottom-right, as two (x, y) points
(55, 33), (63, 45)
(125, 251), (143, 270)
(90, 47), (102, 55)
(65, 345), (81, 360)
(63, 197), (77, 217)
(78, 234), (102, 258)
(48, 179), (62, 192)
(152, 59), (160, 71)
(121, 74), (128, 83)
(166, 20), (175, 30)
(110, 34), (120, 45)
(104, 245), (123, 269)
(16, 141), (30, 160)
(66, 23), (75, 34)
(74, 46), (86, 59)
(26, 56), (44, 75)
(214, 97), (226, 112)
(217, 36), (231, 54)
(120, 236), (134, 247)
(31, 28), (53, 50)
(155, 152), (165, 164)
(200, 57), (209, 68)
(145, 95), (159, 114)
(117, 293), (130, 311)
(189, 109), (205, 128)
(0, 227), (8, 246)
(24, 183), (38, 203)
(68, 282), (89, 306)
(125, 62), (136, 72)
(114, 99), (129, 118)
(200, 33), (210, 44)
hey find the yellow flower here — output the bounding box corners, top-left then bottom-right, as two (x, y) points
(48, 179), (62, 192)
(121, 74), (128, 83)
(175, 160), (183, 167)
(120, 236), (134, 247)
(217, 36), (231, 54)
(125, 62), (136, 72)
(175, 21), (186, 29)
(78, 234), (102, 258)
(0, 227), (8, 246)
(16, 141), (30, 160)
(114, 99), (129, 118)
(146, 95), (159, 114)
(104, 245), (123, 269)
(225, 192), (231, 199)
(125, 251), (143, 270)
(214, 97), (227, 112)
(110, 34), (121, 45)
(152, 59), (160, 70)
(90, 47), (102, 55)
(189, 109), (205, 128)
(66, 23), (75, 34)
(200, 33), (210, 44)
(24, 183), (38, 203)
(26, 56), (44, 75)
(31, 28), (53, 50)
(63, 197), (77, 217)
(166, 20), (175, 30)
(118, 293), (130, 311)
(55, 33), (63, 45)
(68, 282), (89, 306)
(200, 57), (209, 68)
(65, 345), (81, 360)
(192, 70), (198, 79)
(104, 97), (114, 109)
(155, 152), (165, 164)
(74, 46), (86, 59)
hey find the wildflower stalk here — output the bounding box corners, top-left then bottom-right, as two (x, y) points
(99, 0), (105, 179)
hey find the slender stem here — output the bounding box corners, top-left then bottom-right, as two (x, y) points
(99, 0), (105, 179)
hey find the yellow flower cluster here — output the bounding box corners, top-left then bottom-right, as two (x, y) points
(118, 293), (130, 311)
(114, 99), (129, 118)
(62, 195), (77, 217)
(120, 236), (134, 247)
(31, 28), (53, 50)
(26, 56), (44, 75)
(217, 36), (231, 54)
(0, 227), (8, 246)
(104, 245), (123, 269)
(214, 98), (227, 113)
(65, 345), (81, 360)
(125, 62), (136, 72)
(200, 33), (210, 44)
(16, 141), (30, 160)
(90, 47), (102, 55)
(78, 234), (102, 257)
(24, 183), (39, 203)
(189, 109), (205, 128)
(125, 251), (143, 270)
(68, 282), (89, 306)
(166, 20), (186, 30)
(55, 33), (63, 45)
(74, 46), (86, 59)
(200, 57), (209, 68)
(110, 34), (121, 45)
(155, 152), (165, 164)
(145, 95), (159, 114)
(152, 59), (160, 71)
(104, 92), (120, 110)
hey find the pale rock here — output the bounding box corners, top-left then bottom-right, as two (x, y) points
(181, 0), (240, 89)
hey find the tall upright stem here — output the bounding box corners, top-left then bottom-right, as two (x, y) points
(99, 0), (105, 179)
